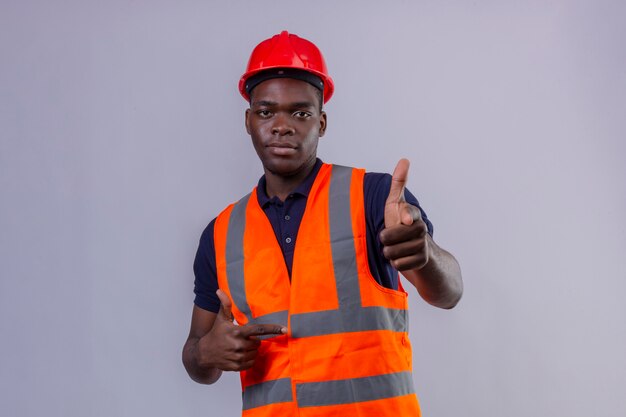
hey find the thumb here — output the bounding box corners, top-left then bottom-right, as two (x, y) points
(386, 158), (410, 204)
(385, 158), (410, 228)
(216, 289), (234, 322)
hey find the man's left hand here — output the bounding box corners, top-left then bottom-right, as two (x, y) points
(379, 158), (430, 271)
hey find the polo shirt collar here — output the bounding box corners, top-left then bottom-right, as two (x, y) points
(257, 158), (324, 207)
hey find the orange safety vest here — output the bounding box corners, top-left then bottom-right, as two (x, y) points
(214, 164), (421, 417)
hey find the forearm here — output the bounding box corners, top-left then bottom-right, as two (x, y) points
(182, 337), (222, 385)
(402, 235), (463, 309)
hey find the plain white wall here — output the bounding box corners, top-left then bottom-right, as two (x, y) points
(1, 1), (625, 416)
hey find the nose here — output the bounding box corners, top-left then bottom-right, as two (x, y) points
(271, 114), (295, 136)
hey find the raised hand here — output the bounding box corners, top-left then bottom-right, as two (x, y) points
(195, 289), (287, 372)
(380, 159), (430, 271)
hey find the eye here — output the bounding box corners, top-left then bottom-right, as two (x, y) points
(256, 110), (272, 118)
(293, 111), (311, 119)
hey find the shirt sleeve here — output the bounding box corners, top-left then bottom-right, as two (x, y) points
(363, 172), (434, 290)
(192, 219), (221, 313)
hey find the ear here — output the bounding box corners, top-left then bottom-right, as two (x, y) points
(245, 108), (251, 135)
(318, 111), (327, 138)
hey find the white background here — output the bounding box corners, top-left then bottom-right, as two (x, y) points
(1, 1), (625, 416)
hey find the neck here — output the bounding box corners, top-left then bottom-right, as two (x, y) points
(264, 160), (317, 202)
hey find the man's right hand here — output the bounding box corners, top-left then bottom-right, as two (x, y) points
(194, 289), (287, 372)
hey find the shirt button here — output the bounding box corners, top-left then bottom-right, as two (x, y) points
(284, 215), (290, 220)
(285, 237), (292, 244)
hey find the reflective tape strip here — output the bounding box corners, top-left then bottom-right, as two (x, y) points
(225, 193), (252, 322)
(242, 378), (293, 410)
(290, 306), (407, 338)
(248, 310), (289, 340)
(296, 371), (415, 407)
(248, 310), (289, 326)
(328, 165), (362, 308)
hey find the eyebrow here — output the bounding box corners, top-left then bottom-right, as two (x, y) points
(251, 100), (315, 109)
(290, 101), (316, 109)
(251, 100), (277, 107)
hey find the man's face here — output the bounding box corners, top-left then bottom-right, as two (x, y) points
(245, 78), (327, 178)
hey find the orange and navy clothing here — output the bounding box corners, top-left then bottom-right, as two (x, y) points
(213, 162), (423, 416)
(193, 159), (433, 313)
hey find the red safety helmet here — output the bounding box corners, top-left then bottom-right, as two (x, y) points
(239, 31), (334, 103)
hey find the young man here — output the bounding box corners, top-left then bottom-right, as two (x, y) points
(183, 31), (463, 416)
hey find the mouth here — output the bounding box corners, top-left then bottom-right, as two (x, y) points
(267, 142), (298, 156)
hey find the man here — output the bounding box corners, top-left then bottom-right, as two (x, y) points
(183, 31), (463, 416)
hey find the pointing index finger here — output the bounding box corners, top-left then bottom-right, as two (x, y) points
(241, 323), (288, 338)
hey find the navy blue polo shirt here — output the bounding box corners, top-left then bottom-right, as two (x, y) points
(193, 159), (433, 313)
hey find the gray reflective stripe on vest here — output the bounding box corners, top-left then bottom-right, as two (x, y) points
(225, 193), (252, 322)
(290, 165), (407, 338)
(242, 378), (293, 410)
(290, 305), (407, 337)
(328, 165), (362, 309)
(296, 371), (415, 407)
(247, 310), (288, 327)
